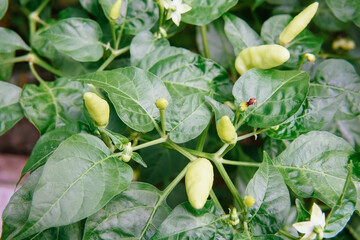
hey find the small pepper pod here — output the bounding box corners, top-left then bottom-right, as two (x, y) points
(83, 92), (110, 128)
(216, 116), (237, 143)
(235, 44), (290, 75)
(185, 158), (214, 209)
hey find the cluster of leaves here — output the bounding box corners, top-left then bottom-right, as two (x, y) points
(0, 0), (360, 239)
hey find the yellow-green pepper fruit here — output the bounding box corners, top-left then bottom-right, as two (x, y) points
(155, 98), (169, 110)
(83, 92), (110, 128)
(185, 158), (214, 209)
(244, 195), (255, 207)
(110, 0), (122, 21)
(235, 44), (290, 75)
(279, 2), (319, 45)
(216, 116), (237, 143)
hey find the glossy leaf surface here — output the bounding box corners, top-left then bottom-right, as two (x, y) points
(0, 27), (30, 52)
(274, 131), (355, 207)
(246, 152), (290, 235)
(0, 81), (23, 136)
(181, 0), (238, 26)
(223, 13), (263, 55)
(84, 182), (170, 239)
(41, 18), (103, 62)
(13, 133), (133, 239)
(152, 201), (233, 239)
(233, 69), (309, 128)
(20, 78), (89, 135)
(73, 67), (171, 132)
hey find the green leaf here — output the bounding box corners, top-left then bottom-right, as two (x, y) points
(324, 180), (356, 238)
(165, 93), (212, 143)
(0, 0), (8, 20)
(195, 19), (235, 69)
(83, 182), (170, 239)
(152, 201), (233, 239)
(246, 152), (290, 235)
(132, 152), (147, 168)
(0, 81), (24, 136)
(266, 84), (340, 140)
(0, 51), (14, 81)
(99, 0), (158, 35)
(223, 13), (263, 55)
(139, 145), (188, 185)
(20, 123), (87, 179)
(313, 2), (349, 31)
(334, 117), (360, 151)
(41, 18), (103, 62)
(261, 15), (292, 44)
(233, 69), (309, 128)
(31, 221), (85, 240)
(325, 0), (360, 27)
(137, 44), (233, 102)
(274, 131), (355, 207)
(284, 30), (323, 69)
(234, 233), (283, 240)
(73, 67), (171, 132)
(295, 199), (310, 222)
(99, 128), (129, 150)
(313, 59), (360, 120)
(80, 0), (101, 16)
(1, 167), (43, 240)
(20, 78), (89, 135)
(0, 27), (30, 52)
(205, 96), (234, 123)
(130, 31), (170, 66)
(181, 0), (238, 26)
(13, 133), (133, 239)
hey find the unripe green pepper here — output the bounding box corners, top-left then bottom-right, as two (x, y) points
(216, 116), (237, 144)
(110, 0), (122, 21)
(83, 92), (110, 128)
(235, 45), (290, 75)
(279, 2), (319, 45)
(185, 158), (214, 209)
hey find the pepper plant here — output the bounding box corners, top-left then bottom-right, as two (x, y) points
(1, 0), (360, 239)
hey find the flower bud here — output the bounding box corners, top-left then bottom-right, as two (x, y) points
(155, 98), (168, 110)
(110, 0), (122, 21)
(216, 116), (237, 143)
(244, 195), (255, 207)
(305, 53), (315, 63)
(83, 92), (110, 128)
(121, 154), (131, 162)
(238, 102), (249, 112)
(229, 207), (240, 225)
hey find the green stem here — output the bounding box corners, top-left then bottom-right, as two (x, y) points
(221, 159), (260, 167)
(157, 1), (165, 35)
(212, 157), (246, 213)
(131, 137), (167, 151)
(195, 120), (211, 151)
(97, 46), (130, 72)
(159, 109), (166, 136)
(0, 54), (30, 65)
(166, 139), (197, 161)
(29, 0), (50, 39)
(200, 25), (211, 58)
(99, 128), (115, 152)
(28, 62), (46, 85)
(115, 1), (128, 49)
(278, 229), (298, 240)
(237, 129), (268, 142)
(209, 190), (225, 213)
(139, 164), (189, 238)
(298, 54), (306, 70)
(110, 21), (117, 48)
(32, 54), (65, 77)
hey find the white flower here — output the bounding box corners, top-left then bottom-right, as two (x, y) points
(163, 0), (191, 26)
(293, 203), (325, 240)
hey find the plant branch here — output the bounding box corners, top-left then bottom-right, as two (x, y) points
(28, 62), (46, 85)
(139, 164), (189, 238)
(166, 139), (197, 161)
(32, 54), (66, 77)
(97, 46), (130, 72)
(195, 120), (211, 151)
(200, 25), (211, 58)
(221, 159), (260, 167)
(131, 137), (167, 151)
